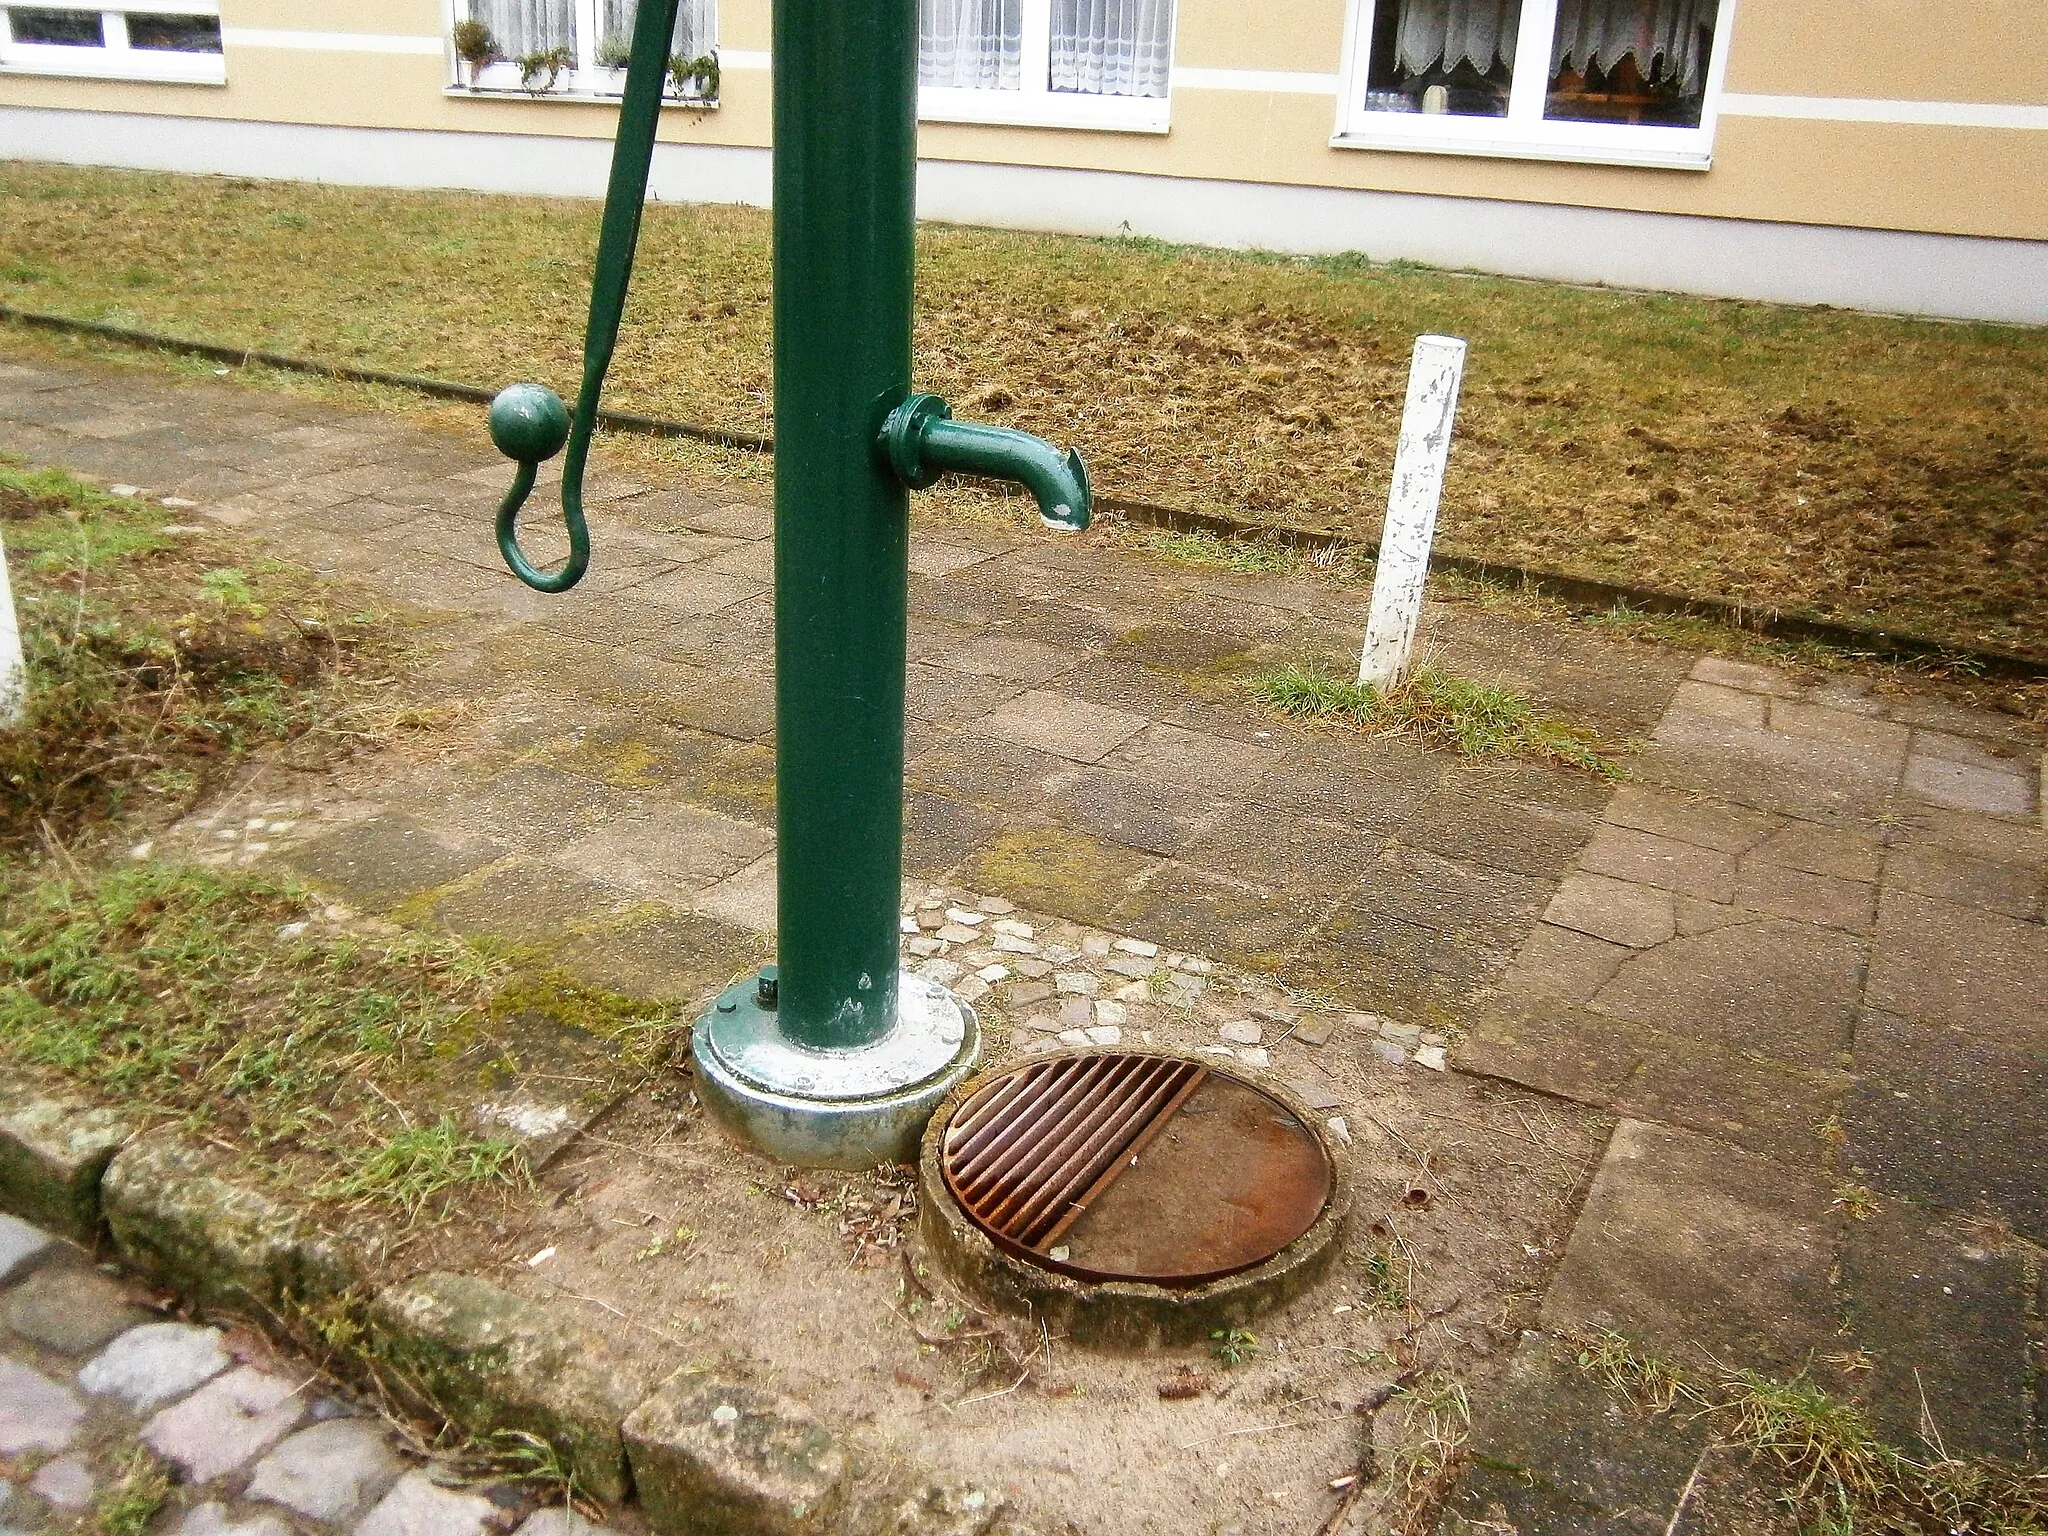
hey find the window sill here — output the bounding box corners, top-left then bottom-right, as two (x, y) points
(0, 53), (225, 85)
(1330, 126), (1711, 170)
(918, 87), (1169, 135)
(444, 83), (718, 109)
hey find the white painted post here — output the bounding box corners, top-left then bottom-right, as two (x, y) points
(1358, 335), (1467, 691)
(0, 533), (22, 727)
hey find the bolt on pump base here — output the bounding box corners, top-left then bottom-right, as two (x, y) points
(480, 0), (1090, 1168)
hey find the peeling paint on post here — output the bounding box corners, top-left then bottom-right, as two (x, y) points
(1358, 335), (1466, 691)
(0, 532), (24, 726)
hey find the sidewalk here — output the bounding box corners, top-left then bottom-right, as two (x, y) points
(3, 348), (2043, 1533)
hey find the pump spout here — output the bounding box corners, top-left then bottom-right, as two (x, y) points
(879, 393), (1091, 531)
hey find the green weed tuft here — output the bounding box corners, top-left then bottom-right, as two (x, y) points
(86, 1448), (175, 1536)
(319, 1116), (527, 1218)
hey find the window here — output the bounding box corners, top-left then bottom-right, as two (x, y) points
(0, 0), (224, 83)
(919, 0), (1175, 133)
(1335, 0), (1728, 167)
(454, 0), (717, 100)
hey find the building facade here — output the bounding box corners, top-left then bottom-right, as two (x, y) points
(1, 0), (2043, 322)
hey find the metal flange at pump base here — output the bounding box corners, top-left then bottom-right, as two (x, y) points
(480, 0), (1092, 1169)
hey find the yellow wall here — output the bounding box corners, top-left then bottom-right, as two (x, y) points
(2, 0), (2043, 241)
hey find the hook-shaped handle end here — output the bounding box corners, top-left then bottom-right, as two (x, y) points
(489, 384), (589, 593)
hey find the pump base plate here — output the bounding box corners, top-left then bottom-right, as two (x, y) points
(690, 969), (980, 1168)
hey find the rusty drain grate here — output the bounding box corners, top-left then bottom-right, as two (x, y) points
(941, 1052), (1208, 1263)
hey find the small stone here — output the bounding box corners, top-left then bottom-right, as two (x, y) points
(1218, 1021), (1262, 1046)
(992, 934), (1038, 955)
(1012, 957), (1054, 979)
(955, 976), (990, 1003)
(1054, 971), (1099, 997)
(0, 1213), (52, 1284)
(1058, 998), (1094, 1028)
(1085, 1026), (1123, 1047)
(1378, 1021), (1422, 1043)
(1170, 976), (1206, 1002)
(1176, 956), (1214, 975)
(1236, 1047), (1270, 1068)
(30, 1453), (94, 1511)
(1016, 1034), (1059, 1055)
(944, 908), (986, 927)
(1113, 980), (1151, 1003)
(975, 896), (1016, 916)
(109, 484), (144, 498)
(1022, 1015), (1063, 1034)
(6, 1266), (148, 1354)
(1005, 980), (1056, 1007)
(917, 897), (944, 912)
(936, 924), (979, 944)
(907, 936), (943, 957)
(992, 919), (1033, 938)
(516, 1509), (621, 1536)
(353, 1472), (496, 1536)
(916, 910), (946, 931)
(918, 959), (965, 986)
(1289, 1079), (1344, 1112)
(1252, 1004), (1301, 1026)
(1058, 1028), (1089, 1045)
(1344, 1011), (1382, 1032)
(1106, 957), (1160, 980)
(160, 496), (199, 509)
(976, 964), (1010, 983)
(1112, 937), (1159, 958)
(1080, 935), (1113, 957)
(80, 1322), (231, 1411)
(247, 1419), (404, 1522)
(1292, 1017), (1335, 1047)
(1141, 1030), (1155, 1045)
(174, 1503), (294, 1536)
(1197, 1045), (1236, 1058)
(143, 1366), (306, 1483)
(1414, 1045), (1447, 1072)
(1419, 1030), (1448, 1048)
(1327, 1116), (1353, 1146)
(1370, 1039), (1408, 1067)
(1094, 1001), (1126, 1028)
(899, 915), (918, 934)
(0, 1358), (85, 1455)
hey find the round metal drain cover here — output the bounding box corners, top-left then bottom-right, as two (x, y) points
(939, 1050), (1333, 1287)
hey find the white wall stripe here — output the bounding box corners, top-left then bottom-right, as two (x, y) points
(1175, 67), (1340, 95)
(720, 50), (771, 70)
(219, 29), (444, 56)
(1720, 93), (2048, 131)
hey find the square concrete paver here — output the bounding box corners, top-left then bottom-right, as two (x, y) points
(1542, 873), (1675, 949)
(1865, 887), (2048, 1048)
(1580, 823), (1737, 902)
(1902, 752), (2035, 818)
(972, 689), (1149, 764)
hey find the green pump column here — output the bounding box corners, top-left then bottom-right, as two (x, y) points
(771, 0), (916, 1050)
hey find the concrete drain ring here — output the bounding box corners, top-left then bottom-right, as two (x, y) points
(916, 1047), (1349, 1349)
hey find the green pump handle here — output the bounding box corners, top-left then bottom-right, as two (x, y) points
(486, 0), (682, 593)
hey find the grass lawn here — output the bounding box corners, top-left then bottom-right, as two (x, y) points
(2, 162), (2043, 659)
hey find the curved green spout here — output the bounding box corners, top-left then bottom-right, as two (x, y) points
(487, 0), (681, 592)
(879, 393), (1091, 531)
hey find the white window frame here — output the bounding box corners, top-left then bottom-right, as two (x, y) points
(917, 0), (1174, 135)
(0, 0), (224, 84)
(446, 0), (718, 104)
(1332, 0), (1736, 169)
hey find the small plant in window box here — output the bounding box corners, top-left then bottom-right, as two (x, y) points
(668, 49), (720, 104)
(451, 19), (496, 90)
(595, 33), (632, 72)
(519, 44), (575, 94)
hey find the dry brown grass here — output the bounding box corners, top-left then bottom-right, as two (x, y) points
(3, 162), (2043, 657)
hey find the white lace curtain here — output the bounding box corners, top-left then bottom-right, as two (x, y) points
(1549, 0), (1711, 91)
(472, 0), (575, 58)
(920, 0), (1020, 89)
(1393, 0), (1518, 78)
(1050, 0), (1172, 99)
(601, 0), (717, 60)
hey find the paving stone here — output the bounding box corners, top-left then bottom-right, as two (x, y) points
(79, 1321), (232, 1410)
(5, 1265), (149, 1354)
(1902, 753), (2034, 818)
(0, 1081), (133, 1242)
(353, 1472), (498, 1536)
(1837, 1205), (2032, 1460)
(246, 1418), (406, 1524)
(1729, 861), (1875, 933)
(369, 1272), (658, 1502)
(1866, 887), (2048, 1050)
(1445, 1333), (1707, 1535)
(1002, 980), (1055, 1007)
(1767, 699), (1911, 759)
(1688, 656), (1800, 696)
(1101, 723), (1283, 798)
(624, 1376), (847, 1536)
(1844, 1010), (2048, 1244)
(1542, 874), (1675, 949)
(971, 689), (1149, 764)
(175, 1504), (296, 1536)
(284, 813), (505, 911)
(1612, 1033), (1853, 1166)
(1668, 676), (1769, 727)
(1590, 919), (1864, 1073)
(1540, 1120), (1836, 1371)
(690, 851), (779, 934)
(1743, 819), (1883, 882)
(515, 1510), (621, 1536)
(1290, 1016), (1334, 1047)
(1580, 824), (1737, 902)
(1496, 921), (1631, 1005)
(0, 1213), (53, 1284)
(1882, 840), (2042, 921)
(143, 1366), (307, 1483)
(1644, 713), (1904, 818)
(0, 1358), (85, 1455)
(28, 1454), (94, 1511)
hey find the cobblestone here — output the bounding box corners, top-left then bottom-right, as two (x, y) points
(143, 1366), (308, 1483)
(80, 1322), (232, 1410)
